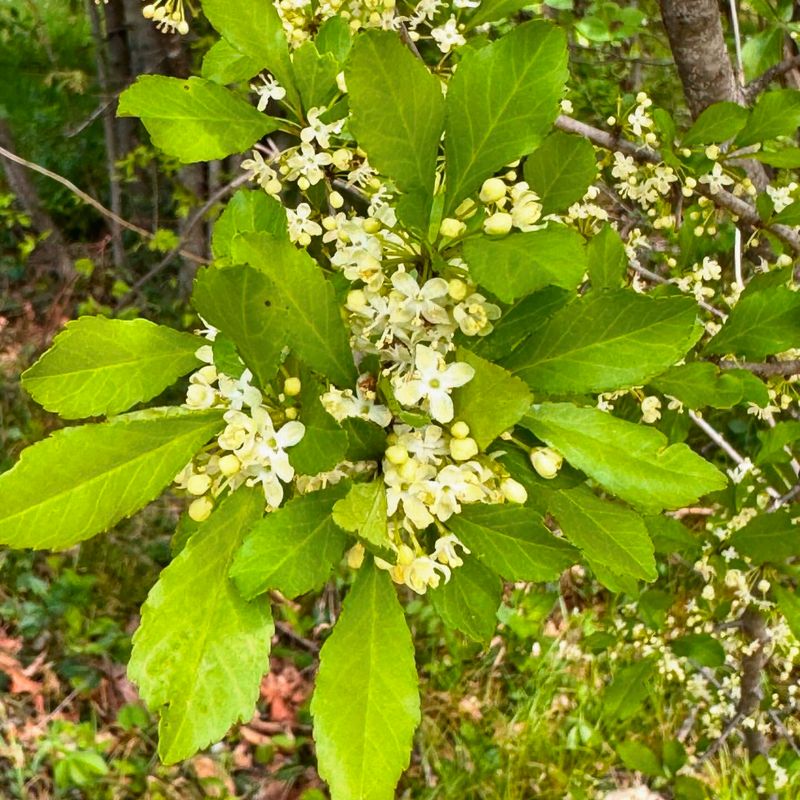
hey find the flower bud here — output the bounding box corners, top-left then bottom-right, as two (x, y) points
(479, 177), (506, 204)
(483, 212), (513, 236)
(447, 278), (468, 301)
(501, 478), (528, 504)
(439, 217), (466, 238)
(363, 218), (381, 234)
(187, 473), (212, 496)
(188, 495), (214, 522)
(450, 421), (470, 440)
(332, 148), (351, 169)
(285, 407), (299, 420)
(455, 198), (477, 219)
(450, 436), (479, 461)
(530, 447), (563, 479)
(385, 444), (409, 465)
(284, 377), (302, 396)
(218, 454), (240, 477)
(329, 191), (344, 209)
(347, 543), (365, 569)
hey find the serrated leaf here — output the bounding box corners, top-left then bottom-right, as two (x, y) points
(0, 408), (223, 550)
(681, 102), (749, 146)
(703, 284), (800, 359)
(332, 480), (389, 549)
(503, 290), (701, 394)
(587, 224), (627, 290)
(447, 504), (577, 581)
(548, 486), (656, 581)
(192, 264), (286, 389)
(230, 485), (350, 599)
(521, 403), (728, 512)
(523, 131), (597, 215)
(201, 39), (263, 84)
(211, 188), (287, 261)
(316, 15), (352, 63)
(129, 489), (272, 764)
(201, 0), (301, 114)
(451, 348), (531, 449)
(118, 76), (278, 163)
(466, 0), (534, 28)
(21, 317), (201, 419)
(742, 27), (783, 83)
(756, 421), (800, 465)
(649, 362), (754, 409)
(429, 556), (502, 642)
(748, 147), (800, 168)
(312, 562), (420, 800)
(232, 233), (358, 387)
(736, 89), (800, 147)
(645, 516), (701, 557)
(345, 30), (444, 232)
(669, 634), (725, 668)
(290, 369), (349, 475)
(342, 417), (388, 461)
(728, 510), (800, 565)
(292, 41), (339, 111)
(604, 659), (654, 721)
(444, 21), (568, 213)
(462, 227), (587, 303)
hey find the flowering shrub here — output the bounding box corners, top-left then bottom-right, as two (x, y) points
(4, 1), (800, 797)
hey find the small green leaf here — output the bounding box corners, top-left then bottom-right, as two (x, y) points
(118, 76), (278, 163)
(587, 224), (627, 290)
(230, 485), (350, 599)
(503, 290), (701, 394)
(312, 562), (420, 800)
(736, 89), (800, 147)
(748, 147), (800, 168)
(669, 634), (726, 668)
(522, 403), (728, 512)
(466, 0), (535, 28)
(345, 30), (444, 232)
(616, 741), (662, 778)
(316, 15), (352, 63)
(201, 39), (263, 84)
(211, 188), (287, 261)
(742, 27), (783, 83)
(429, 556), (502, 643)
(756, 421), (800, 465)
(704, 283), (800, 359)
(523, 131), (597, 215)
(452, 348), (532, 449)
(650, 362), (756, 409)
(292, 41), (339, 111)
(233, 233), (358, 387)
(646, 516), (701, 557)
(343, 417), (388, 461)
(603, 659), (654, 721)
(447, 504), (577, 582)
(682, 102), (749, 146)
(332, 480), (390, 549)
(192, 264), (286, 388)
(129, 488), (272, 764)
(22, 317), (201, 419)
(728, 510), (800, 565)
(463, 227), (587, 302)
(0, 408), (223, 550)
(444, 21), (568, 213)
(548, 486), (656, 581)
(773, 585), (800, 641)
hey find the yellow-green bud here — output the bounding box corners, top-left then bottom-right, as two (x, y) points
(448, 278), (468, 301)
(450, 436), (479, 461)
(479, 177), (507, 204)
(218, 454), (240, 477)
(188, 495), (214, 522)
(347, 543), (365, 569)
(455, 197), (477, 219)
(385, 444), (409, 465)
(363, 218), (381, 234)
(285, 407), (299, 420)
(483, 212), (513, 236)
(529, 447), (563, 479)
(284, 377), (302, 396)
(439, 217), (466, 238)
(187, 474), (212, 496)
(329, 191), (344, 209)
(501, 478), (528, 504)
(450, 421), (470, 440)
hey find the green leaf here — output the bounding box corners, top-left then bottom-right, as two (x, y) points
(669, 634), (726, 668)
(703, 284), (800, 359)
(444, 21), (568, 214)
(345, 30), (444, 232)
(728, 510), (800, 565)
(429, 556), (502, 643)
(312, 562), (420, 800)
(316, 15), (352, 63)
(646, 515), (701, 557)
(292, 41), (339, 111)
(21, 317), (201, 419)
(462, 227), (587, 303)
(211, 188), (287, 261)
(201, 0), (301, 114)
(503, 290), (701, 394)
(232, 233), (358, 387)
(773, 585), (800, 641)
(736, 89), (800, 147)
(192, 265), (286, 388)
(0, 408), (223, 550)
(756, 421), (800, 465)
(332, 480), (390, 549)
(452, 348), (532, 449)
(603, 659), (653, 721)
(466, 0), (534, 28)
(548, 486), (656, 581)
(743, 27), (783, 83)
(118, 76), (278, 163)
(681, 102), (750, 146)
(650, 362), (755, 409)
(748, 147), (800, 168)
(616, 741), (662, 778)
(447, 504), (577, 581)
(230, 485), (350, 599)
(201, 39), (263, 84)
(522, 403), (728, 512)
(343, 417), (388, 461)
(290, 369), (349, 476)
(587, 224), (627, 290)
(129, 489), (272, 764)
(523, 131), (597, 215)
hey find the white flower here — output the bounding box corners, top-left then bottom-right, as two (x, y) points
(218, 369), (262, 410)
(389, 271), (451, 326)
(241, 150), (282, 197)
(320, 379), (393, 427)
(403, 555), (450, 594)
(394, 345), (475, 423)
(426, 466), (485, 521)
(431, 16), (465, 53)
(627, 104), (653, 137)
(767, 184), (795, 214)
(251, 74), (286, 111)
(299, 106), (344, 150)
(453, 293), (501, 337)
(640, 395), (661, 424)
(698, 162), (734, 195)
(185, 365), (219, 409)
(283, 142), (333, 186)
(287, 202), (323, 245)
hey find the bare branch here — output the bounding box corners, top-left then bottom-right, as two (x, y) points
(719, 359), (800, 377)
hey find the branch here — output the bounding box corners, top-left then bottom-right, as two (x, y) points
(745, 54), (800, 102)
(555, 115), (800, 254)
(0, 143), (207, 265)
(719, 359), (800, 377)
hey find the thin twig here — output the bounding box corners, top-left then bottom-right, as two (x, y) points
(0, 143), (206, 264)
(688, 411), (746, 464)
(719, 359), (800, 377)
